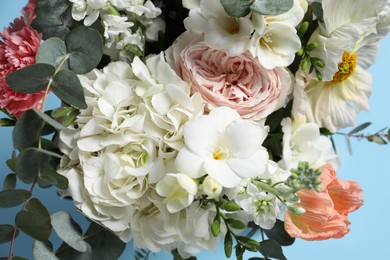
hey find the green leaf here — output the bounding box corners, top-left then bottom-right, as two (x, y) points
(220, 0), (252, 17)
(33, 109), (66, 130)
(224, 232), (233, 258)
(83, 222), (126, 260)
(0, 118), (15, 127)
(225, 218), (246, 229)
(51, 211), (90, 253)
(52, 70), (87, 109)
(12, 110), (44, 151)
(219, 201), (241, 212)
(387, 128), (390, 142)
(348, 122), (371, 136)
(0, 224), (18, 244)
(311, 2), (324, 21)
(251, 0), (294, 16)
(3, 173), (17, 191)
(15, 148), (46, 183)
(16, 198), (52, 241)
(51, 107), (74, 119)
(368, 135), (387, 145)
(263, 219), (295, 246)
(38, 163), (68, 190)
(66, 26), (103, 74)
(236, 236), (260, 252)
(0, 189), (31, 208)
(5, 64), (55, 94)
(258, 240), (287, 260)
(37, 37), (69, 70)
(33, 240), (59, 260)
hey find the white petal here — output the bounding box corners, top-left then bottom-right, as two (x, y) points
(175, 148), (206, 178)
(203, 159), (241, 188)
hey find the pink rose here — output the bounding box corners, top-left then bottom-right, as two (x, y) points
(284, 164), (364, 240)
(168, 32), (291, 121)
(0, 17), (43, 118)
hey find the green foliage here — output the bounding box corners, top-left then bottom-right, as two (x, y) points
(257, 240), (287, 260)
(286, 162), (322, 193)
(33, 240), (58, 260)
(6, 64), (55, 94)
(33, 109), (66, 130)
(0, 224), (18, 244)
(12, 110), (44, 151)
(3, 173), (16, 191)
(224, 232), (233, 258)
(0, 118), (15, 127)
(220, 0), (252, 17)
(37, 37), (69, 70)
(51, 211), (90, 253)
(263, 220), (295, 246)
(0, 189), (31, 208)
(251, 0), (294, 16)
(52, 70), (87, 109)
(65, 26), (103, 74)
(16, 198), (52, 241)
(219, 201), (241, 212)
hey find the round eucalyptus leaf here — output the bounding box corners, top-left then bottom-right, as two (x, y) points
(0, 224), (18, 244)
(36, 37), (69, 71)
(65, 26), (103, 74)
(0, 189), (31, 208)
(3, 173), (17, 191)
(33, 240), (59, 260)
(52, 70), (87, 109)
(12, 110), (44, 151)
(251, 0), (294, 16)
(220, 0), (252, 17)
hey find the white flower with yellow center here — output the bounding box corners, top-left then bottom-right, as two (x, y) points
(175, 107), (269, 188)
(293, 0), (390, 132)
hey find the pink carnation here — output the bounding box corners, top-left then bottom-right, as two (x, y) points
(169, 32), (291, 121)
(0, 17), (43, 118)
(284, 164), (364, 240)
(22, 0), (38, 24)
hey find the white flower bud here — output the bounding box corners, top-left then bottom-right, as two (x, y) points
(202, 175), (223, 199)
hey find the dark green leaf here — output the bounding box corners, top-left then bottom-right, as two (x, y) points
(224, 232), (233, 258)
(387, 128), (390, 142)
(219, 201), (241, 212)
(37, 37), (69, 70)
(258, 240), (287, 260)
(225, 218), (246, 229)
(236, 236), (260, 252)
(12, 110), (44, 151)
(0, 224), (18, 244)
(320, 127), (333, 136)
(6, 158), (16, 172)
(251, 0), (294, 16)
(0, 118), (15, 127)
(3, 173), (17, 191)
(34, 0), (69, 18)
(83, 222), (126, 260)
(6, 64), (55, 94)
(15, 148), (46, 183)
(0, 189), (31, 208)
(51, 211), (89, 253)
(368, 135), (387, 145)
(311, 2), (324, 21)
(52, 70), (87, 109)
(263, 219), (295, 246)
(33, 109), (66, 130)
(38, 164), (68, 190)
(220, 0), (252, 17)
(33, 240), (59, 260)
(348, 122), (371, 136)
(16, 198), (51, 241)
(66, 26), (103, 74)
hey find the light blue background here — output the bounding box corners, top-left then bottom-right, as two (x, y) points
(0, 1), (389, 259)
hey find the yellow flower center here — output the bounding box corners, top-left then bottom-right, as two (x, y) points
(213, 148), (229, 160)
(331, 51), (357, 83)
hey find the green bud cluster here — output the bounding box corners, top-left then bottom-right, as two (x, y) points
(285, 162), (323, 193)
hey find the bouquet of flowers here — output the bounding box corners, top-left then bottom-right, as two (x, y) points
(0, 0), (389, 259)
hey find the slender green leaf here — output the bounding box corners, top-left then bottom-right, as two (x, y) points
(0, 189), (31, 208)
(12, 110), (44, 151)
(51, 107), (74, 119)
(348, 122), (371, 136)
(0, 224), (18, 244)
(33, 109), (66, 130)
(3, 173), (17, 191)
(0, 118), (15, 127)
(220, 0), (252, 17)
(16, 198), (52, 241)
(251, 0), (294, 16)
(345, 136), (353, 155)
(258, 240), (287, 260)
(66, 26), (103, 74)
(263, 219), (295, 246)
(368, 135), (387, 145)
(51, 70), (87, 109)
(219, 201), (241, 212)
(33, 240), (59, 260)
(225, 218), (246, 229)
(5, 64), (55, 94)
(36, 37), (69, 70)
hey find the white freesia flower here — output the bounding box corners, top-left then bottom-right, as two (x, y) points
(237, 182), (281, 229)
(279, 117), (340, 170)
(184, 0), (253, 55)
(101, 14), (133, 48)
(175, 107), (269, 188)
(156, 173), (198, 213)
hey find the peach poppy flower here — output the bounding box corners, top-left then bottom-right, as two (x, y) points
(284, 164), (363, 240)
